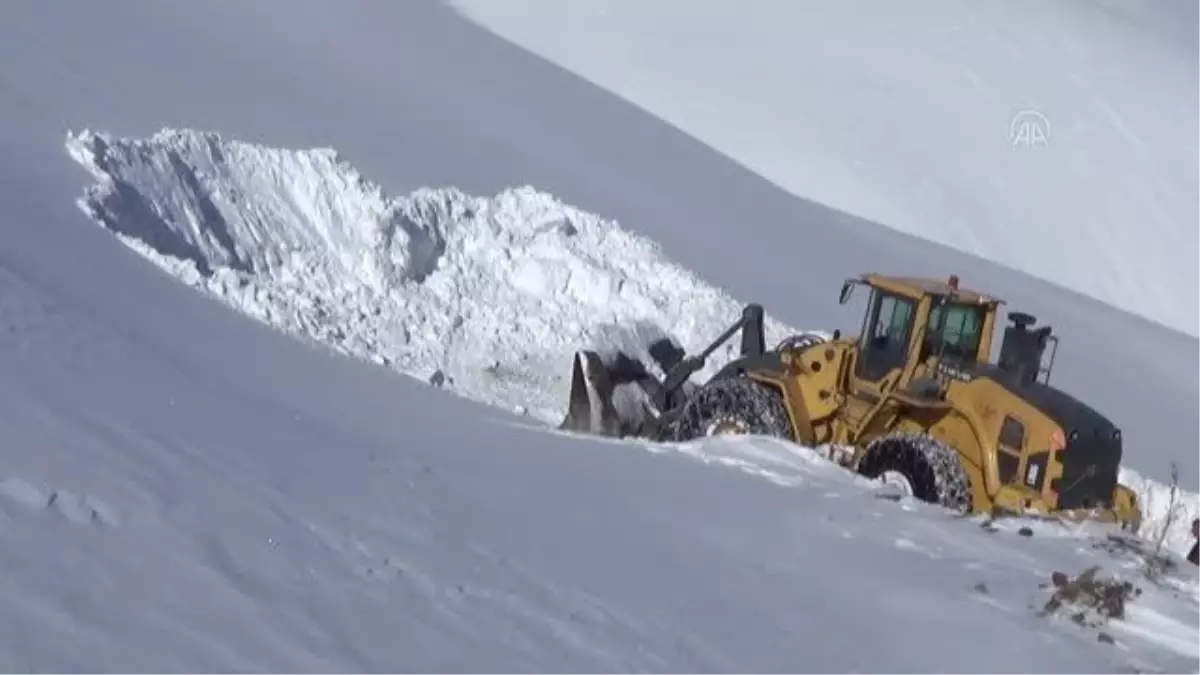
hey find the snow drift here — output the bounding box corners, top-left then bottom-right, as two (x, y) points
(65, 128), (807, 425)
(65, 128), (1195, 553)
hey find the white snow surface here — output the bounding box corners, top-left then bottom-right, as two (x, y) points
(68, 126), (1198, 586)
(66, 128), (805, 424)
(450, 0), (1200, 338)
(0, 1), (1195, 671)
(65, 124), (1200, 667)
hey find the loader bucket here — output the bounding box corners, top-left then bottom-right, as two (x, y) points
(558, 345), (678, 438)
(560, 350), (624, 437)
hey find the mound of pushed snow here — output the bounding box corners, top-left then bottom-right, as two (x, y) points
(65, 128), (1195, 550)
(1121, 465), (1199, 557)
(65, 128), (808, 424)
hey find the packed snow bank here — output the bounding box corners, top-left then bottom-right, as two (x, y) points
(1122, 465), (1199, 558)
(450, 0), (1199, 337)
(65, 128), (807, 425)
(65, 127), (1195, 549)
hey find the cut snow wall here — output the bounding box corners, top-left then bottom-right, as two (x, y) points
(65, 128), (805, 424)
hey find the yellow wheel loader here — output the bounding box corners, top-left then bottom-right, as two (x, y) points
(561, 272), (1142, 529)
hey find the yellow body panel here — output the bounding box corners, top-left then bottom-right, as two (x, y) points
(746, 273), (1140, 528)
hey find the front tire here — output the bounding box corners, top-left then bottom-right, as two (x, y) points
(669, 377), (793, 442)
(857, 432), (972, 513)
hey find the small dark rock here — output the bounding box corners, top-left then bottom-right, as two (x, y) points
(1051, 571), (1069, 588)
(973, 582), (989, 594)
(1018, 526), (1034, 537)
(429, 370), (446, 387)
(1098, 632), (1115, 645)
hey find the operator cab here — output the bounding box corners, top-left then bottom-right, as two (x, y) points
(839, 273), (1002, 388)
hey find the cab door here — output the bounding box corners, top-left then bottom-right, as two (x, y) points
(841, 289), (917, 430)
(853, 289), (916, 393)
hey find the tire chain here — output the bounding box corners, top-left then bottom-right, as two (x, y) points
(860, 431), (972, 513)
(669, 377), (793, 442)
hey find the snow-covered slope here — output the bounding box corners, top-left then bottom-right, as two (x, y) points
(5, 0), (1194, 491)
(0, 0), (1195, 671)
(0, 124), (1190, 671)
(450, 0), (1200, 338)
(0, 250), (1192, 672)
(65, 126), (1198, 573)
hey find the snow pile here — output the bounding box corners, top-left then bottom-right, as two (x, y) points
(65, 128), (808, 424)
(1122, 465), (1199, 556)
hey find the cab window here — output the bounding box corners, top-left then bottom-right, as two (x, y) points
(868, 294), (914, 350)
(856, 291), (915, 382)
(925, 301), (984, 360)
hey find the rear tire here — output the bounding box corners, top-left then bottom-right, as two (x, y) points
(857, 432), (972, 513)
(668, 377), (793, 442)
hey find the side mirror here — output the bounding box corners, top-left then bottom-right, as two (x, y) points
(839, 280), (857, 305)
